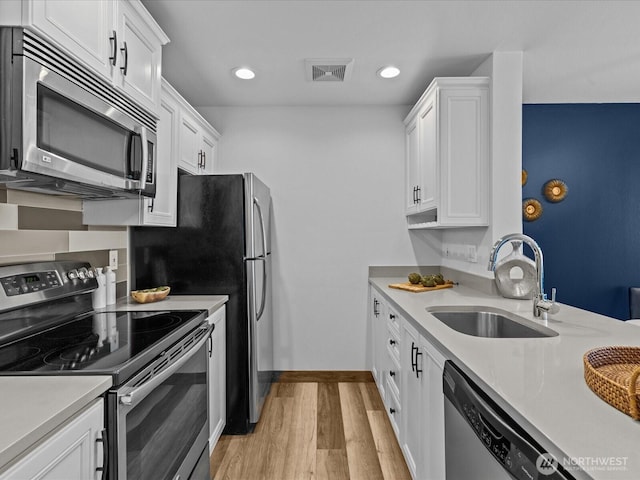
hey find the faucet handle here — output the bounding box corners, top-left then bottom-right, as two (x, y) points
(549, 287), (560, 313)
(550, 288), (560, 314)
(539, 287), (560, 314)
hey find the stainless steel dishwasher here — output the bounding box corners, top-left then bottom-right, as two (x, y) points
(443, 361), (576, 480)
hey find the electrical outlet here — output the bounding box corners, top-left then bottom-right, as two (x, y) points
(467, 245), (478, 263)
(109, 250), (118, 270)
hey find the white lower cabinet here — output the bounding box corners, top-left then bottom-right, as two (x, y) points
(370, 288), (387, 398)
(401, 324), (447, 480)
(401, 320), (423, 478)
(368, 283), (447, 480)
(421, 336), (446, 480)
(385, 377), (402, 438)
(0, 399), (105, 480)
(207, 306), (226, 453)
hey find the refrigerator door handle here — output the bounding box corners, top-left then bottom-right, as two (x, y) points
(253, 197), (268, 321)
(252, 257), (267, 322)
(253, 197), (268, 257)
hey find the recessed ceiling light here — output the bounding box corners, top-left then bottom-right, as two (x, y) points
(233, 67), (255, 80)
(377, 66), (400, 79)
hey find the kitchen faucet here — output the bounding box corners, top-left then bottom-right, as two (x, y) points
(488, 233), (559, 317)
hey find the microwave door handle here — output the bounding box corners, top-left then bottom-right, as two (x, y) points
(125, 132), (139, 188)
(139, 127), (149, 191)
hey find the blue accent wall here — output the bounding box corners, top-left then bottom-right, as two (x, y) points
(522, 104), (640, 320)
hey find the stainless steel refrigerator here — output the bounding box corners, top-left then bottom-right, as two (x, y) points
(130, 173), (273, 434)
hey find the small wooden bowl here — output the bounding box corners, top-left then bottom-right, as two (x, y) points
(130, 286), (170, 304)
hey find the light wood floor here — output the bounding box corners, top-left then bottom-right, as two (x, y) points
(210, 371), (412, 480)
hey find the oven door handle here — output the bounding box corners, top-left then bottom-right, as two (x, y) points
(118, 325), (212, 408)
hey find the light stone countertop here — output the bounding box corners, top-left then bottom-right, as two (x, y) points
(111, 294), (228, 316)
(369, 275), (640, 480)
(0, 376), (112, 472)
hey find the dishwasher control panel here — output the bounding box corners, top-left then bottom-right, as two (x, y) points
(443, 361), (576, 480)
(461, 400), (538, 478)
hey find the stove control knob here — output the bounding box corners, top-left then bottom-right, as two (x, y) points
(77, 267), (88, 280)
(86, 268), (96, 279)
(67, 269), (78, 280)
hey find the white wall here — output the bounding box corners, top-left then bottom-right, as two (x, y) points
(199, 106), (441, 369)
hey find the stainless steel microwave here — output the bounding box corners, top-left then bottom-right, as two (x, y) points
(0, 27), (157, 199)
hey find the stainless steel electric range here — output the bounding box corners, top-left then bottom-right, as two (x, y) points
(0, 261), (212, 480)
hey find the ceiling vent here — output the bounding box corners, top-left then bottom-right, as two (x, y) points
(305, 58), (354, 82)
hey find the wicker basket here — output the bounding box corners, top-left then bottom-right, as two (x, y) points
(583, 346), (640, 420)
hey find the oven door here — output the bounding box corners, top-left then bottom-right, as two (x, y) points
(109, 325), (211, 480)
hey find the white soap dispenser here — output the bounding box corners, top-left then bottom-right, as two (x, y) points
(105, 266), (117, 305)
(92, 267), (106, 309)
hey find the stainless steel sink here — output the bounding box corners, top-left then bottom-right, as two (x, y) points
(426, 305), (558, 338)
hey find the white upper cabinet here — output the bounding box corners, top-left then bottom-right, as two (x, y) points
(404, 77), (490, 229)
(114, 0), (164, 112)
(82, 79), (222, 226)
(405, 117), (420, 215)
(82, 79), (180, 226)
(26, 0), (116, 79)
(178, 107), (220, 175)
(22, 0), (168, 113)
(146, 81), (180, 225)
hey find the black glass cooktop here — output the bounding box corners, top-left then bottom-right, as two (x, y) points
(0, 310), (205, 385)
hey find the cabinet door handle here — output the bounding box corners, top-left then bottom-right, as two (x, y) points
(96, 428), (108, 480)
(415, 351), (423, 378)
(202, 151), (206, 169)
(109, 30), (117, 66)
(389, 407), (396, 414)
(389, 313), (396, 320)
(373, 299), (379, 316)
(147, 198), (154, 213)
(416, 186), (421, 203)
(389, 370), (396, 377)
(208, 334), (213, 358)
(411, 342), (418, 372)
(389, 339), (396, 346)
(120, 41), (128, 76)
(412, 186), (417, 204)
